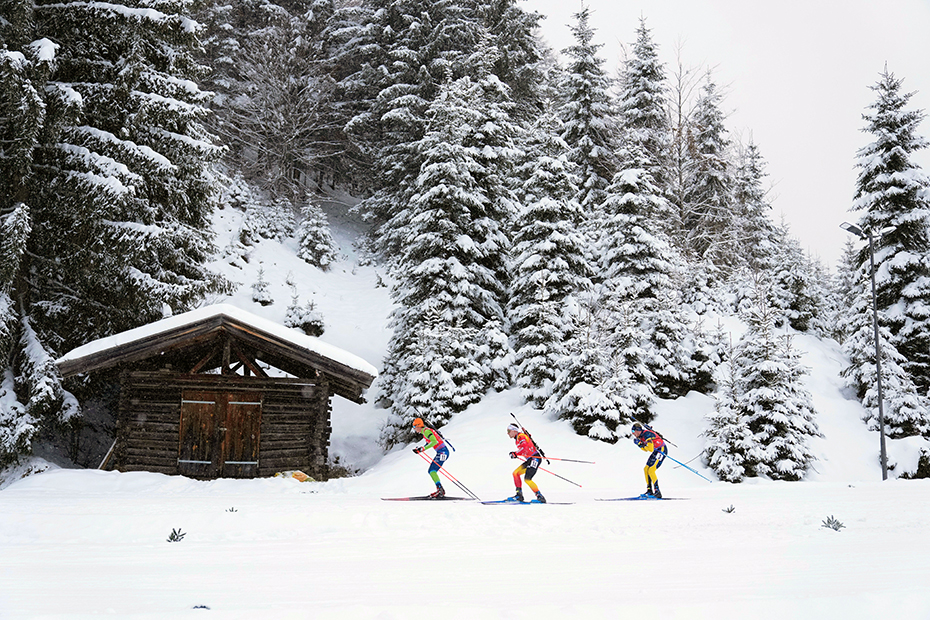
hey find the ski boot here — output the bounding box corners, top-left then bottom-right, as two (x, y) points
(507, 488), (524, 503)
(535, 491), (547, 504)
(653, 484), (662, 499)
(430, 485), (445, 499)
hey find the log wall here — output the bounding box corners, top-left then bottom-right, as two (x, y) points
(114, 371), (333, 479)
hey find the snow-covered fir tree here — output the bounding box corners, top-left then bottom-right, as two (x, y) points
(704, 346), (753, 483)
(0, 0), (230, 462)
(296, 199), (339, 270)
(378, 72), (517, 447)
(240, 195), (296, 245)
(545, 292), (637, 443)
(683, 73), (736, 268)
(645, 287), (703, 398)
(599, 142), (675, 303)
(251, 268), (273, 306)
(0, 206), (33, 466)
(605, 301), (656, 423)
(332, 0), (488, 259)
(732, 139), (780, 273)
(285, 293), (325, 337)
(767, 228), (827, 333)
(557, 7), (616, 225)
(473, 0), (547, 122)
(508, 120), (592, 408)
(598, 138), (695, 401)
(850, 67), (930, 393)
(840, 272), (930, 439)
(826, 240), (862, 343)
(727, 284), (821, 480)
(616, 18), (670, 203)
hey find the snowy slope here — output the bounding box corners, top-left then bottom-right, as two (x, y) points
(205, 202), (893, 484)
(3, 205), (929, 619)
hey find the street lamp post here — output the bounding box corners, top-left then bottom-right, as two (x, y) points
(840, 222), (888, 480)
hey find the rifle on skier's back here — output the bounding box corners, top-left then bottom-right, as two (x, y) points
(510, 413), (549, 464)
(631, 417), (678, 448)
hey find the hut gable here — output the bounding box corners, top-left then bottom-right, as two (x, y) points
(56, 304), (377, 480)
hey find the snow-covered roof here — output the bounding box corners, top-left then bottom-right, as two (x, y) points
(56, 303), (377, 401)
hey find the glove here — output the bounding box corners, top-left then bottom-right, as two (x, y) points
(413, 446), (423, 454)
(509, 451), (517, 459)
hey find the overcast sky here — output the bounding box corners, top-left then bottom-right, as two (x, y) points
(523, 0), (930, 267)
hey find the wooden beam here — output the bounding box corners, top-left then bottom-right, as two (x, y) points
(222, 337), (231, 375)
(189, 346), (219, 374)
(231, 341), (268, 378)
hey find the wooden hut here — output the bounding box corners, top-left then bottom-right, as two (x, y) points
(56, 304), (377, 480)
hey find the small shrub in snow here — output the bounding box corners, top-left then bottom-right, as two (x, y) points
(240, 196), (295, 244)
(251, 268), (273, 306)
(722, 504), (736, 514)
(296, 201), (339, 270)
(167, 528), (186, 542)
(821, 515), (845, 531)
(284, 294), (324, 337)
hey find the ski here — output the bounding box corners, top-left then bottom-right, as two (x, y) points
(382, 496), (474, 501)
(481, 499), (573, 505)
(595, 495), (687, 501)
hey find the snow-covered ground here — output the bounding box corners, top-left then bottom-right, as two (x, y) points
(2, 205), (929, 619)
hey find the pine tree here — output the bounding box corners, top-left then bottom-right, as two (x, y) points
(600, 142), (675, 302)
(285, 293), (325, 337)
(767, 229), (826, 333)
(197, 0), (343, 196)
(508, 120), (592, 407)
(732, 139), (780, 272)
(831, 239), (864, 342)
(240, 195), (296, 245)
(0, 366), (34, 468)
(296, 199), (339, 270)
(333, 0), (486, 259)
(851, 67), (930, 392)
(840, 272), (930, 438)
(251, 268), (273, 306)
(378, 73), (517, 447)
(730, 285), (820, 480)
(683, 73), (736, 267)
(616, 18), (670, 200)
(704, 351), (751, 483)
(474, 0), (546, 122)
(25, 0), (230, 344)
(557, 7), (616, 223)
(645, 288), (698, 398)
(599, 135), (682, 402)
(2, 0), (231, 461)
(545, 293), (634, 443)
(606, 302), (656, 423)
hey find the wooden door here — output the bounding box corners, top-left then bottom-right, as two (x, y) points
(221, 393), (262, 478)
(178, 390), (263, 478)
(178, 390), (220, 477)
